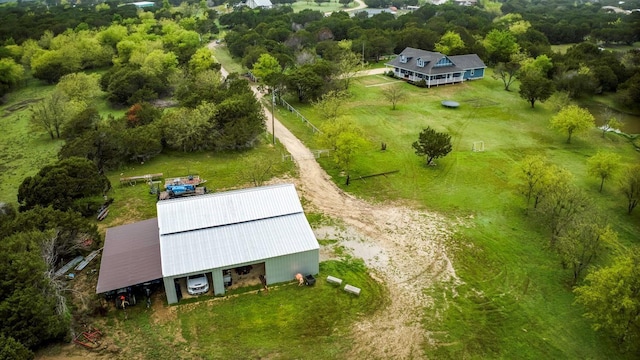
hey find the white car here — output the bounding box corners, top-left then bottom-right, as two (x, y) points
(187, 274), (209, 295)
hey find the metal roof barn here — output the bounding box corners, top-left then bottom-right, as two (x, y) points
(159, 183), (319, 303)
(157, 184), (318, 277)
(96, 218), (162, 294)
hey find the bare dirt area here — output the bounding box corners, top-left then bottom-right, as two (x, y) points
(253, 82), (462, 358)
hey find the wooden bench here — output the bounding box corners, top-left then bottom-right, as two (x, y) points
(343, 284), (361, 296)
(326, 276), (342, 285)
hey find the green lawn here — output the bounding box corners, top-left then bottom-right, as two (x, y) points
(273, 72), (640, 358)
(0, 80), (61, 203)
(289, 0), (358, 13)
(99, 140), (296, 229)
(64, 260), (386, 359)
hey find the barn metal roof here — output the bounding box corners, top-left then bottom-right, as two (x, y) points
(156, 183), (303, 236)
(158, 184), (319, 278)
(96, 218), (162, 293)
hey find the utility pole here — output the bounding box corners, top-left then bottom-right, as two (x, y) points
(271, 89), (275, 145)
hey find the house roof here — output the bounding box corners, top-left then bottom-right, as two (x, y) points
(385, 47), (486, 75)
(96, 218), (162, 293)
(249, 0), (272, 7)
(158, 184), (319, 278)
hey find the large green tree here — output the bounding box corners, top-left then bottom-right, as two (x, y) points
(558, 219), (615, 285)
(574, 250), (640, 349)
(483, 29), (520, 65)
(519, 74), (554, 108)
(17, 157), (110, 215)
(0, 231), (69, 353)
(0, 58), (24, 99)
(549, 105), (595, 144)
(434, 31), (465, 55)
(412, 127), (453, 166)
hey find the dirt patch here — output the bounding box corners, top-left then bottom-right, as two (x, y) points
(253, 82), (462, 359)
(2, 98), (42, 117)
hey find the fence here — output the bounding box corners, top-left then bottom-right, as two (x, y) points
(277, 98), (321, 134)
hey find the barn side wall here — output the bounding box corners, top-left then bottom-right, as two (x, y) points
(265, 250), (319, 285)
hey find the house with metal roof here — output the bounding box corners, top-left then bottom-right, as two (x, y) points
(385, 47), (486, 88)
(96, 184), (319, 304)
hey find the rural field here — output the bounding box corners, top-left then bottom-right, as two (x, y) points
(2, 49), (638, 359)
(271, 69), (640, 358)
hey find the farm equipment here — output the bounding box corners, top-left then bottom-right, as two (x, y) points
(114, 287), (136, 309)
(165, 184), (196, 197)
(73, 327), (102, 350)
(159, 175), (207, 200)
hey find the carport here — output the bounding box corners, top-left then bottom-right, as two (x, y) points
(96, 218), (163, 295)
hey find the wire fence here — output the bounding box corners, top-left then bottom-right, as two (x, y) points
(277, 97), (321, 134)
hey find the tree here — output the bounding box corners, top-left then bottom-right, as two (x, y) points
(56, 72), (102, 104)
(188, 47), (218, 75)
(586, 151), (621, 193)
(574, 251), (640, 349)
(318, 118), (367, 183)
(214, 93), (266, 150)
(313, 90), (347, 120)
(382, 84), (404, 110)
(619, 165), (640, 214)
(334, 131), (368, 183)
(600, 116), (622, 138)
(483, 29), (520, 65)
(0, 57), (24, 99)
(252, 53), (282, 88)
(515, 155), (549, 209)
(161, 102), (217, 152)
(339, 0), (351, 6)
(412, 127), (453, 166)
(536, 170), (588, 247)
(434, 31), (465, 55)
(558, 219), (615, 285)
(17, 157), (111, 215)
(0, 334), (33, 360)
(519, 54), (553, 78)
(518, 74), (554, 108)
(492, 61), (520, 91)
(29, 91), (68, 139)
(0, 231), (69, 352)
(549, 105), (595, 144)
(336, 50), (361, 90)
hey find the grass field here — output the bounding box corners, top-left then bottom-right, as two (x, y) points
(289, 0), (357, 13)
(99, 141), (296, 230)
(0, 80), (61, 203)
(38, 259), (387, 359)
(273, 72), (640, 358)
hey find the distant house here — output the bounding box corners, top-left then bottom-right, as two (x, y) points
(129, 1), (155, 8)
(385, 47), (486, 88)
(246, 0), (272, 9)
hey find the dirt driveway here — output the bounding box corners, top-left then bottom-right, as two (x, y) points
(249, 73), (461, 358)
